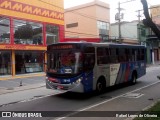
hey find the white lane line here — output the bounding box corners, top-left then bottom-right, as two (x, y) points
(55, 80), (160, 120)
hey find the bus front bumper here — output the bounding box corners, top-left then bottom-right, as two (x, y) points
(46, 79), (84, 93)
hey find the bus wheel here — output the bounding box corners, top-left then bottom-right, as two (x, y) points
(96, 79), (106, 93)
(131, 73), (137, 85)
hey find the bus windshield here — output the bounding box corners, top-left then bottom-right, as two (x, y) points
(47, 50), (83, 74)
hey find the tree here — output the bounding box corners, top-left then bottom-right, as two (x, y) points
(141, 0), (160, 40)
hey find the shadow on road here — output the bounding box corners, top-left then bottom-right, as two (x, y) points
(53, 82), (138, 100)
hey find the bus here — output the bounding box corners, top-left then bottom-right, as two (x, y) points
(45, 42), (146, 93)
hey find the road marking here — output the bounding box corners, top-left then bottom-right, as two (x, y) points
(122, 93), (144, 98)
(55, 80), (160, 120)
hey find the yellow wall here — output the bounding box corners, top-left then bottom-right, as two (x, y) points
(151, 5), (160, 17)
(0, 0), (64, 25)
(150, 5), (160, 25)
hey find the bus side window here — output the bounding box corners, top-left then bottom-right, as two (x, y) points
(137, 49), (141, 61)
(132, 49), (135, 61)
(97, 47), (110, 65)
(141, 49), (145, 60)
(125, 48), (130, 62)
(97, 47), (104, 65)
(128, 49), (132, 62)
(84, 54), (95, 71)
(84, 47), (95, 71)
(105, 48), (110, 64)
(110, 48), (118, 63)
(118, 48), (126, 62)
(135, 49), (138, 61)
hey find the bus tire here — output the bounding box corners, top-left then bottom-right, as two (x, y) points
(131, 72), (137, 85)
(96, 78), (106, 93)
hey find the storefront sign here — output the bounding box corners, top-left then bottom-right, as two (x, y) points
(0, 45), (47, 50)
(0, 0), (64, 25)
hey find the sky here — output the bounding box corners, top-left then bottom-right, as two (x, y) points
(64, 0), (160, 23)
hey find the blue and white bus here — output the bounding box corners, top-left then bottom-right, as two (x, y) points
(46, 42), (146, 93)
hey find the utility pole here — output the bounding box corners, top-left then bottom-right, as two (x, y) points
(116, 0), (136, 43)
(136, 10), (142, 22)
(118, 2), (122, 43)
(136, 10), (142, 45)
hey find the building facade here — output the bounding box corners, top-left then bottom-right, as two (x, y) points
(0, 0), (64, 76)
(64, 0), (110, 42)
(136, 4), (160, 64)
(150, 4), (160, 61)
(110, 21), (139, 44)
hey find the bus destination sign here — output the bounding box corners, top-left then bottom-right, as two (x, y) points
(51, 45), (74, 50)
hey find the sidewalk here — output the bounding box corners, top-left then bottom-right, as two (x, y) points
(146, 61), (160, 67)
(0, 73), (45, 95)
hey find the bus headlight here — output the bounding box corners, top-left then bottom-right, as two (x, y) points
(76, 77), (82, 84)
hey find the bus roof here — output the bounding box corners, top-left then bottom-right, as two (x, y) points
(48, 42), (145, 48)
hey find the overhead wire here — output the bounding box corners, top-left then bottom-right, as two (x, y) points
(38, 0), (109, 22)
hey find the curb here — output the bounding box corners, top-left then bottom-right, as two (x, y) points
(0, 73), (45, 81)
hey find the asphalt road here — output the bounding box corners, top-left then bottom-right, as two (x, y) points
(0, 66), (160, 120)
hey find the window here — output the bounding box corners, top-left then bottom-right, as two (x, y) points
(97, 21), (109, 30)
(126, 48), (132, 61)
(118, 48), (126, 62)
(15, 51), (44, 74)
(140, 25), (146, 37)
(137, 49), (141, 61)
(130, 48), (145, 61)
(97, 21), (109, 41)
(46, 24), (59, 45)
(84, 47), (95, 53)
(0, 51), (11, 75)
(138, 48), (145, 61)
(132, 49), (136, 61)
(97, 47), (110, 65)
(14, 19), (43, 45)
(84, 47), (95, 71)
(110, 48), (118, 63)
(141, 49), (145, 60)
(99, 34), (109, 42)
(0, 16), (10, 44)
